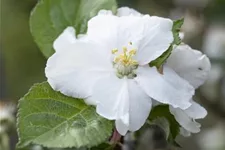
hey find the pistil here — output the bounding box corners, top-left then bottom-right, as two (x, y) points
(111, 43), (138, 79)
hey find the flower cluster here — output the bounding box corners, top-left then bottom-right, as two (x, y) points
(45, 7), (210, 136)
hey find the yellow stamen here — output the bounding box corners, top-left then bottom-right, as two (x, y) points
(123, 47), (127, 53)
(114, 57), (120, 63)
(119, 54), (125, 59)
(131, 60), (138, 65)
(111, 43), (138, 78)
(112, 48), (118, 54)
(129, 49), (137, 55)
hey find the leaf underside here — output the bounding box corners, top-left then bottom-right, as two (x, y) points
(149, 105), (180, 140)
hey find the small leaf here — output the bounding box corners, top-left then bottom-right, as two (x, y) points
(17, 82), (113, 149)
(30, 0), (117, 58)
(149, 45), (173, 68)
(172, 18), (184, 45)
(150, 117), (170, 139)
(149, 18), (184, 68)
(148, 105), (180, 140)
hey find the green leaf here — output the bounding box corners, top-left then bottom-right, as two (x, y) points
(30, 0), (117, 58)
(172, 18), (184, 45)
(149, 45), (173, 68)
(148, 105), (180, 140)
(149, 18), (184, 68)
(149, 117), (170, 139)
(17, 82), (113, 149)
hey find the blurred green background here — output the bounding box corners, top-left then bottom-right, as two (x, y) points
(1, 0), (225, 150)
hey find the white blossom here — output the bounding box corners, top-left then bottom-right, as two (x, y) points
(169, 101), (207, 136)
(98, 7), (142, 17)
(167, 44), (211, 89)
(45, 7), (195, 135)
(167, 44), (210, 136)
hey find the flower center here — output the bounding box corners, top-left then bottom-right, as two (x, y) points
(112, 42), (138, 79)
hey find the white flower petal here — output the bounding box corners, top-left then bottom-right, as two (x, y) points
(87, 15), (145, 51)
(98, 9), (113, 15)
(179, 32), (185, 40)
(115, 80), (152, 135)
(84, 97), (98, 106)
(127, 80), (152, 132)
(53, 27), (77, 52)
(88, 76), (129, 120)
(136, 66), (194, 109)
(89, 77), (152, 134)
(46, 42), (112, 99)
(169, 106), (201, 133)
(98, 7), (142, 17)
(53, 27), (88, 52)
(117, 7), (142, 16)
(77, 34), (87, 41)
(134, 16), (173, 65)
(87, 15), (120, 58)
(87, 15), (173, 63)
(151, 100), (161, 107)
(167, 44), (211, 88)
(185, 101), (207, 119)
(116, 119), (129, 136)
(180, 127), (191, 137)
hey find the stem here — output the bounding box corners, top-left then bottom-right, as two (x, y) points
(110, 128), (122, 144)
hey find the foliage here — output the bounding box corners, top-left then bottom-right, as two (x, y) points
(148, 105), (180, 141)
(17, 82), (113, 149)
(30, 0), (117, 58)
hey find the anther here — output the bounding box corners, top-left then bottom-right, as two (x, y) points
(129, 49), (137, 55)
(112, 48), (118, 54)
(123, 47), (128, 53)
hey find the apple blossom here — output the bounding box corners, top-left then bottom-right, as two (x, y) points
(45, 7), (195, 135)
(167, 44), (210, 136)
